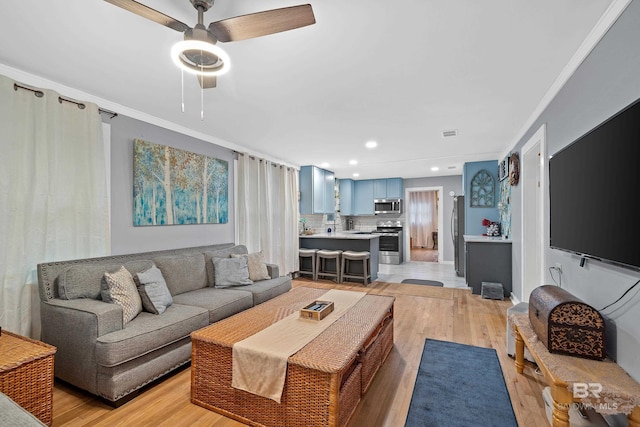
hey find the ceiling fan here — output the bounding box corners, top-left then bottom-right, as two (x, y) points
(104, 0), (316, 88)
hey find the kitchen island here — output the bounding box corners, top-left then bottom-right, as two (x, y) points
(299, 232), (380, 281)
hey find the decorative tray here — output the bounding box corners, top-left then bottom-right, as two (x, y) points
(300, 301), (334, 320)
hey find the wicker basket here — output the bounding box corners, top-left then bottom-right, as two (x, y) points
(0, 330), (56, 426)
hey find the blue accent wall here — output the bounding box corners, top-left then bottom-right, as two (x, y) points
(463, 160), (499, 235)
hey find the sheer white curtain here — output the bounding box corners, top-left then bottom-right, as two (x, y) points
(237, 154), (299, 274)
(0, 75), (109, 338)
(409, 191), (437, 247)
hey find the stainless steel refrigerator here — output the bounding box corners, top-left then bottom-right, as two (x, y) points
(452, 195), (465, 277)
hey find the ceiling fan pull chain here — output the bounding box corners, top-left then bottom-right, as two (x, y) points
(181, 69), (185, 113)
(200, 55), (204, 120)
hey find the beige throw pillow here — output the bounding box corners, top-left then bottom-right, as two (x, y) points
(101, 266), (143, 325)
(231, 251), (271, 281)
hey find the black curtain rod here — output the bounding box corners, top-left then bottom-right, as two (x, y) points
(13, 83), (118, 119)
(233, 150), (296, 170)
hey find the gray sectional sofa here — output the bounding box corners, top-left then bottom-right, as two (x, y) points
(36, 243), (291, 405)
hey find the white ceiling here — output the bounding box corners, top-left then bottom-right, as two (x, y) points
(0, 0), (617, 179)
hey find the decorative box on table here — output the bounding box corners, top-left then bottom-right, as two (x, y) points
(300, 301), (334, 320)
(529, 285), (605, 360)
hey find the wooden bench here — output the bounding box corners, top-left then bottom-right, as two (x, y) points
(510, 312), (640, 427)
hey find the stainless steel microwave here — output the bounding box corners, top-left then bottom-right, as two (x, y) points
(374, 199), (402, 214)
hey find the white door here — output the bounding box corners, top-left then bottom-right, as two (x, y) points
(521, 124), (546, 302)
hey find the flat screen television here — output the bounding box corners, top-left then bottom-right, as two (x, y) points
(549, 97), (640, 271)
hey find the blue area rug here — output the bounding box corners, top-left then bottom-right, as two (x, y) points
(404, 339), (517, 427)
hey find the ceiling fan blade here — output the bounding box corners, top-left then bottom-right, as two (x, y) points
(104, 0), (189, 32)
(209, 4), (315, 43)
(197, 74), (217, 89)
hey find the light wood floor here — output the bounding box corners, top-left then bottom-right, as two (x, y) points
(50, 279), (549, 426)
(409, 248), (439, 263)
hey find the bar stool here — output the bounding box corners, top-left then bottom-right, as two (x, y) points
(298, 248), (318, 281)
(316, 249), (343, 283)
(340, 250), (371, 286)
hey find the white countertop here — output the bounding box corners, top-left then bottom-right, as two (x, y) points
(299, 232), (379, 240)
(464, 235), (512, 243)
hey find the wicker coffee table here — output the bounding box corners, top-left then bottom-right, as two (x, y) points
(191, 287), (394, 427)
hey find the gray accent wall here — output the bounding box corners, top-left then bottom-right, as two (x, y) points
(404, 175), (463, 264)
(509, 0), (640, 380)
(108, 115), (235, 255)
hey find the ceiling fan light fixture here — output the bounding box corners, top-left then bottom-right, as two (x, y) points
(171, 40), (230, 76)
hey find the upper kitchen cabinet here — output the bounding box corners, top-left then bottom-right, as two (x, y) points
(373, 178), (404, 199)
(353, 179), (375, 215)
(339, 178), (354, 216)
(300, 166), (335, 215)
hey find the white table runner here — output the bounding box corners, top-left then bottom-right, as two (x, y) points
(231, 289), (366, 402)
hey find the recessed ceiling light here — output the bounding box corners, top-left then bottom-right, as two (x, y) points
(431, 167), (439, 172)
(320, 162), (330, 168)
(349, 160), (358, 165)
(353, 173), (360, 177)
(365, 141), (377, 149)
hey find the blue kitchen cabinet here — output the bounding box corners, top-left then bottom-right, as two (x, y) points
(353, 179), (374, 215)
(300, 166), (335, 214)
(386, 178), (404, 198)
(373, 178), (404, 199)
(373, 179), (387, 199)
(339, 179), (354, 216)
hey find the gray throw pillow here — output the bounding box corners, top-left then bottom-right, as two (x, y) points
(135, 265), (173, 315)
(213, 257), (253, 288)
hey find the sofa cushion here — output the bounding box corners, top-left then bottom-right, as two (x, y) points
(171, 288), (254, 323)
(204, 245), (248, 286)
(135, 265), (173, 314)
(154, 253), (207, 296)
(231, 251), (271, 281)
(0, 392), (46, 426)
(213, 257), (253, 288)
(58, 260), (154, 300)
(95, 303), (208, 367)
(239, 276), (292, 305)
(101, 266), (143, 325)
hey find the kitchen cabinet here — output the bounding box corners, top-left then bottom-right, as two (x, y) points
(353, 179), (374, 215)
(339, 179), (354, 216)
(299, 166), (335, 214)
(373, 178), (404, 199)
(464, 236), (512, 297)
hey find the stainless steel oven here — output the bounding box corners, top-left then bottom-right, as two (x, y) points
(373, 220), (403, 264)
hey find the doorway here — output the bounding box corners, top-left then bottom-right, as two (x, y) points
(404, 187), (443, 263)
(521, 124), (546, 302)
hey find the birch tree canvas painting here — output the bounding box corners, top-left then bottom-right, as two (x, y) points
(133, 139), (228, 226)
